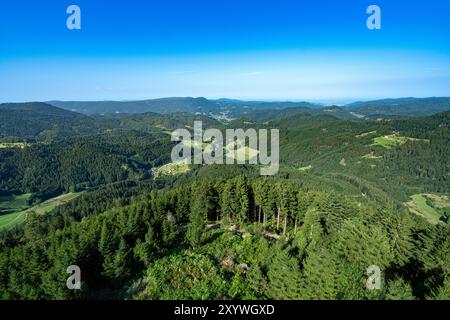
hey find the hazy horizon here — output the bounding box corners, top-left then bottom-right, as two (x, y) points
(2, 96), (450, 107)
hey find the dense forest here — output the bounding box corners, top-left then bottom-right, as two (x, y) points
(0, 130), (173, 201)
(0, 176), (448, 299)
(0, 102), (448, 300)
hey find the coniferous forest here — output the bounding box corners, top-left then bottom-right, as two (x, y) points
(0, 101), (449, 300)
(2, 1), (450, 312)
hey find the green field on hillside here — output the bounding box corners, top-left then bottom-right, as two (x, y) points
(0, 192), (82, 231)
(0, 193), (32, 215)
(371, 134), (427, 149)
(405, 194), (450, 224)
(0, 142), (29, 149)
(298, 165), (313, 171)
(153, 160), (190, 178)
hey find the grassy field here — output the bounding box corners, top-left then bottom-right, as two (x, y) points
(371, 134), (427, 149)
(0, 192), (82, 231)
(153, 160), (190, 178)
(355, 130), (377, 138)
(225, 145), (259, 163)
(362, 152), (383, 160)
(0, 193), (32, 215)
(0, 142), (29, 149)
(405, 194), (450, 225)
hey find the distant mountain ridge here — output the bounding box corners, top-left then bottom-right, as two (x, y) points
(0, 102), (222, 141)
(48, 97), (217, 115)
(47, 97), (450, 119)
(48, 97), (325, 118)
(1, 97), (448, 139)
(346, 97), (450, 116)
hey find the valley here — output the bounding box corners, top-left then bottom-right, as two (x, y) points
(0, 98), (448, 300)
(2, 0), (449, 305)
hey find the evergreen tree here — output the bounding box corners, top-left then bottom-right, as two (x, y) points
(235, 176), (250, 223)
(385, 278), (415, 300)
(266, 243), (303, 299)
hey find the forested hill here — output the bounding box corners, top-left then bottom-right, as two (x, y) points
(0, 100), (449, 301)
(272, 111), (449, 200)
(241, 106), (357, 122)
(48, 98), (323, 116)
(0, 102), (99, 141)
(0, 175), (448, 300)
(48, 97), (218, 115)
(346, 97), (450, 116)
(1, 103), (448, 203)
(0, 102), (222, 141)
(94, 112), (222, 132)
(47, 97), (450, 119)
(0, 130), (173, 201)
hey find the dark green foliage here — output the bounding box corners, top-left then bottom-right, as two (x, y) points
(0, 103), (449, 300)
(386, 278), (415, 300)
(0, 131), (172, 198)
(0, 102), (98, 141)
(145, 253), (227, 299)
(187, 181), (215, 248)
(347, 97), (450, 116)
(0, 175), (447, 300)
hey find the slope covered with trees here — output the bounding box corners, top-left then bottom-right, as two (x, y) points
(0, 130), (173, 201)
(0, 103), (99, 141)
(0, 101), (448, 300)
(0, 175), (448, 300)
(347, 97), (450, 117)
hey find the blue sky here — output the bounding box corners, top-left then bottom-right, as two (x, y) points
(1, 0), (449, 102)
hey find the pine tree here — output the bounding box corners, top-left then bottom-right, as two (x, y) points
(278, 182), (297, 235)
(428, 277), (450, 300)
(186, 181), (211, 248)
(134, 226), (157, 265)
(296, 191), (315, 226)
(187, 210), (205, 248)
(300, 249), (339, 299)
(378, 204), (415, 267)
(266, 243), (303, 299)
(112, 239), (132, 280)
(385, 278), (415, 300)
(235, 176), (249, 223)
(99, 220), (119, 280)
(295, 208), (324, 254)
(252, 180), (264, 224)
(220, 180), (235, 221)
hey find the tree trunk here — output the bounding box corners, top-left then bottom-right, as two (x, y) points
(263, 211), (266, 230)
(276, 207), (280, 231)
(258, 207), (261, 224)
(294, 218), (297, 233)
(283, 213), (287, 236)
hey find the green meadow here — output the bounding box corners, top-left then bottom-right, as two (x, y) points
(0, 192), (82, 231)
(405, 194), (450, 225)
(371, 134), (427, 149)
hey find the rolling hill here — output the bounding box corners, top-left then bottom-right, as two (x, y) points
(48, 97), (219, 115)
(346, 97), (450, 116)
(0, 102), (99, 141)
(46, 97), (450, 122)
(0, 99), (448, 301)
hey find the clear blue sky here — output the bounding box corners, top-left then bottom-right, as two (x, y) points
(1, 0), (449, 102)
